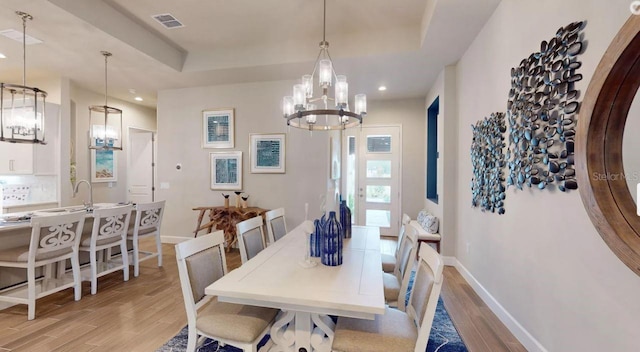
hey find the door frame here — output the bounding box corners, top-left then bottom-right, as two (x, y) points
(127, 127), (157, 202)
(341, 124), (403, 236)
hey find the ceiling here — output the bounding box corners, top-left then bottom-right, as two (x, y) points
(0, 0), (500, 108)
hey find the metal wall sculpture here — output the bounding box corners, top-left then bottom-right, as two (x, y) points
(471, 112), (507, 214)
(506, 21), (585, 192)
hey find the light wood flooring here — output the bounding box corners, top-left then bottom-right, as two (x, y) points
(0, 238), (525, 351)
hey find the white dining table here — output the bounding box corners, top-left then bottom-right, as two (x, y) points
(205, 221), (385, 352)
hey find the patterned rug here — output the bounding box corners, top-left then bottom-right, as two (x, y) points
(159, 271), (467, 352)
(158, 299), (466, 352)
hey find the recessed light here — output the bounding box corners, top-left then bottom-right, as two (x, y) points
(134, 96), (143, 102)
(378, 86), (387, 91)
(0, 53), (6, 59)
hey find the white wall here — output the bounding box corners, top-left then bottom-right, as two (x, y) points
(69, 82), (156, 205)
(451, 1), (640, 351)
(424, 65), (457, 257)
(156, 80), (330, 240)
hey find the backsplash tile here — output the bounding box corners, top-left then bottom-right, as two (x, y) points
(0, 175), (57, 206)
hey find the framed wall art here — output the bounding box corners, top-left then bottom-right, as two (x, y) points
(250, 133), (286, 173)
(210, 151), (242, 190)
(91, 143), (117, 183)
(202, 108), (234, 148)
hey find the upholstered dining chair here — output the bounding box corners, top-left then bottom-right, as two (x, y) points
(236, 215), (266, 264)
(126, 200), (165, 277)
(332, 243), (444, 352)
(78, 204), (133, 295)
(383, 225), (418, 310)
(264, 207), (287, 245)
(175, 231), (278, 352)
(0, 211), (86, 320)
(381, 213), (411, 273)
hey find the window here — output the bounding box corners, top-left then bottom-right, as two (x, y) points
(426, 97), (439, 203)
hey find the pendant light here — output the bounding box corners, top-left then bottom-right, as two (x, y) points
(89, 51), (122, 150)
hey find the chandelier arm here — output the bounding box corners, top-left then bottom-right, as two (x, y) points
(310, 48), (324, 79)
(324, 49), (339, 81)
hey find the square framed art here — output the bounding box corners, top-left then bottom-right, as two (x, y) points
(202, 108), (234, 148)
(210, 151), (242, 190)
(250, 133), (286, 173)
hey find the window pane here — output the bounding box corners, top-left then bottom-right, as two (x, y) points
(366, 160), (391, 178)
(366, 185), (391, 203)
(367, 135), (391, 153)
(366, 210), (390, 227)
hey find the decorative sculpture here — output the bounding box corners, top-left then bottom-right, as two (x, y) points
(471, 112), (507, 214)
(506, 21), (585, 192)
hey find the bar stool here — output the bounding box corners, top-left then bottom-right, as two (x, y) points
(126, 200), (165, 277)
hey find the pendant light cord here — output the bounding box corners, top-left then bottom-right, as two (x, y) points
(104, 53), (108, 106)
(322, 0), (326, 43)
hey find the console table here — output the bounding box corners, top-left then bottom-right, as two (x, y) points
(193, 206), (268, 250)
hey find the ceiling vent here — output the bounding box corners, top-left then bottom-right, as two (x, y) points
(0, 29), (42, 44)
(151, 13), (184, 29)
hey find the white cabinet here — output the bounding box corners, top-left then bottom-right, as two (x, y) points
(0, 143), (33, 174)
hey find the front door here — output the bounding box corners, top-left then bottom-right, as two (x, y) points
(343, 125), (401, 236)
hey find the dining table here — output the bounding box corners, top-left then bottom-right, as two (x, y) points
(205, 221), (385, 352)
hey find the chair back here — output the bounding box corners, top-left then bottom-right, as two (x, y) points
(175, 231), (227, 324)
(236, 215), (266, 264)
(264, 208), (287, 244)
(395, 225), (418, 311)
(407, 243), (444, 351)
(89, 205), (133, 248)
(395, 213), (411, 257)
(131, 200), (165, 238)
(29, 212), (86, 262)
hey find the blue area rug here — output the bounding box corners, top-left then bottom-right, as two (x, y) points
(159, 271), (467, 352)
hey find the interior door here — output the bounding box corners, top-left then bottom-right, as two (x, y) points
(128, 129), (154, 203)
(343, 125), (401, 236)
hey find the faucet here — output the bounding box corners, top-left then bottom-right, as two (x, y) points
(73, 179), (93, 211)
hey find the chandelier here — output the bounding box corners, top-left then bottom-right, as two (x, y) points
(89, 51), (123, 150)
(0, 11), (47, 144)
(282, 0), (366, 131)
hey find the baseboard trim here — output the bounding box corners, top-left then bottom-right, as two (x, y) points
(442, 256), (457, 266)
(161, 235), (193, 244)
(453, 259), (547, 352)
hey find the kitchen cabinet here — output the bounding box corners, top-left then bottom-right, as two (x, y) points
(0, 143), (33, 174)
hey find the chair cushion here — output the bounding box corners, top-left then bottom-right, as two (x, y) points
(410, 221), (441, 241)
(79, 232), (122, 247)
(381, 253), (395, 273)
(197, 299), (278, 343)
(0, 245), (72, 262)
(333, 307), (417, 352)
(383, 272), (400, 302)
(126, 227), (157, 238)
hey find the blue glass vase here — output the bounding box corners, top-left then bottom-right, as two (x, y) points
(340, 200), (352, 239)
(321, 211), (343, 266)
(310, 219), (322, 257)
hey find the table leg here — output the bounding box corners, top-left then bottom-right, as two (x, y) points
(268, 311), (335, 352)
(294, 312), (312, 352)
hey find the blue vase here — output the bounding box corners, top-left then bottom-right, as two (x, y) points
(321, 211), (343, 266)
(310, 219), (322, 257)
(340, 200), (352, 239)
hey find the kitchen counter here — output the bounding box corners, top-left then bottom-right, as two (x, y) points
(0, 203), (124, 232)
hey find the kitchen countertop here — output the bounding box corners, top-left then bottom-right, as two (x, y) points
(0, 203), (126, 232)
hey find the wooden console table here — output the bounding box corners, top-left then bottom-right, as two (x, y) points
(193, 206), (268, 250)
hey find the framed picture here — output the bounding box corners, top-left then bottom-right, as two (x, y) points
(250, 133), (286, 173)
(202, 108), (234, 148)
(210, 151), (242, 190)
(91, 144), (117, 183)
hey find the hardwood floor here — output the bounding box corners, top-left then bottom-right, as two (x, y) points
(0, 238), (524, 351)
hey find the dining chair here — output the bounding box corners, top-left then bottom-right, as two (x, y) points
(381, 213), (411, 273)
(0, 211), (86, 320)
(383, 225), (418, 310)
(175, 230), (278, 352)
(126, 200), (165, 277)
(78, 204), (133, 295)
(332, 243), (444, 352)
(264, 207), (287, 245)
(236, 215), (266, 264)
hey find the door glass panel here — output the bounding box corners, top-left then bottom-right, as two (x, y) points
(366, 135), (391, 153)
(366, 185), (391, 203)
(366, 160), (391, 178)
(346, 136), (357, 214)
(366, 209), (391, 227)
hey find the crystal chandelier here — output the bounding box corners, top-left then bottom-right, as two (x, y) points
(0, 11), (47, 144)
(282, 0), (367, 131)
(89, 51), (123, 150)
